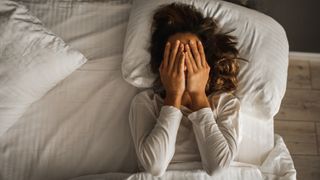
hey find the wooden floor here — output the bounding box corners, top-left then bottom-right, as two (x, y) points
(274, 58), (320, 180)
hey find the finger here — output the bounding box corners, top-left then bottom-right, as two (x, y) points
(197, 40), (207, 67)
(185, 52), (193, 73)
(189, 40), (202, 68)
(186, 44), (198, 71)
(178, 52), (185, 74)
(168, 40), (180, 71)
(174, 44), (184, 73)
(162, 41), (171, 69)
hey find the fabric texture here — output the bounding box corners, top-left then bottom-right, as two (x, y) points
(122, 0), (289, 165)
(129, 89), (240, 177)
(0, 0), (87, 137)
(70, 133), (296, 180)
(0, 1), (137, 180)
(0, 0), (296, 180)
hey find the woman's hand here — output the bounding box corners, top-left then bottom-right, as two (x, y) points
(159, 40), (186, 108)
(184, 40), (211, 111)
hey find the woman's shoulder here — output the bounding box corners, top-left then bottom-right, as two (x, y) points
(132, 88), (161, 104)
(130, 89), (163, 116)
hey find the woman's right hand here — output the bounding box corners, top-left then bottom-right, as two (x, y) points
(159, 40), (186, 102)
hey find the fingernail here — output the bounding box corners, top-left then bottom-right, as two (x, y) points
(166, 42), (170, 46)
(189, 40), (193, 44)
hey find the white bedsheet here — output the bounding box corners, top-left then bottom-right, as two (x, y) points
(0, 0), (295, 180)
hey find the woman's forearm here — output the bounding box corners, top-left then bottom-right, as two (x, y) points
(187, 94), (240, 176)
(138, 105), (182, 176)
(129, 95), (183, 177)
(190, 111), (238, 175)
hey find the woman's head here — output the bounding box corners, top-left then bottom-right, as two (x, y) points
(149, 2), (240, 98)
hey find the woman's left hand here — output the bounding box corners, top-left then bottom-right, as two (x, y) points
(184, 39), (211, 111)
(184, 40), (210, 96)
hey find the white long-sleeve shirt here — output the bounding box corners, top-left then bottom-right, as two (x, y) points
(128, 89), (240, 177)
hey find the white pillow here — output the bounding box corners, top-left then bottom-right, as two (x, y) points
(122, 0), (288, 121)
(122, 0), (289, 165)
(0, 0), (87, 136)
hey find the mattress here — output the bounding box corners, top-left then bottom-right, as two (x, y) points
(0, 0), (295, 180)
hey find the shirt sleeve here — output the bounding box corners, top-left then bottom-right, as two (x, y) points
(187, 96), (240, 176)
(129, 95), (183, 177)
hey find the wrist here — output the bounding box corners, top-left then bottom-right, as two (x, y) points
(189, 91), (206, 99)
(164, 93), (182, 109)
(189, 91), (210, 111)
(166, 91), (183, 98)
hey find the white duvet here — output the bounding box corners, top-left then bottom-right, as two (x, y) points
(0, 0), (296, 180)
(1, 0), (139, 179)
(70, 134), (296, 180)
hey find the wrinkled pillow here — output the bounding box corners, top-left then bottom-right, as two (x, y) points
(122, 0), (289, 165)
(0, 0), (87, 136)
(122, 0), (288, 121)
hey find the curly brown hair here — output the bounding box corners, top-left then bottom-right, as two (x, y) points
(149, 2), (246, 99)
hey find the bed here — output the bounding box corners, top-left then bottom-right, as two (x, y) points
(0, 0), (296, 179)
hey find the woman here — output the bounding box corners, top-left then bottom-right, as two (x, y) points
(129, 2), (243, 177)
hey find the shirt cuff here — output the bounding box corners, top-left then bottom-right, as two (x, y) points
(159, 105), (183, 120)
(187, 107), (215, 124)
(161, 105), (183, 115)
